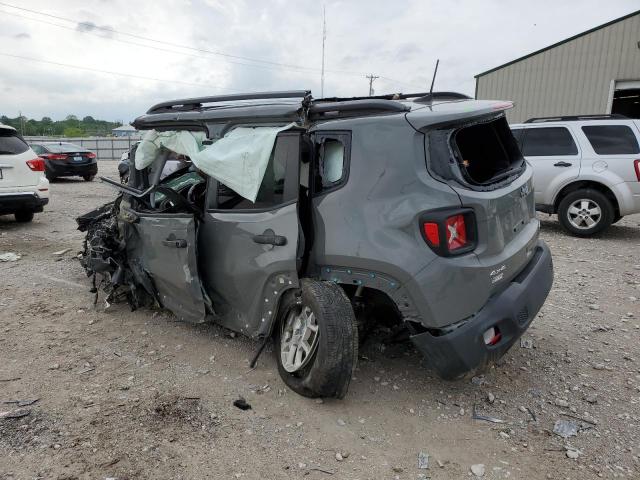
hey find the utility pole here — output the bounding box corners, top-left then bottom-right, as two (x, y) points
(18, 111), (24, 135)
(320, 6), (326, 98)
(366, 74), (379, 96)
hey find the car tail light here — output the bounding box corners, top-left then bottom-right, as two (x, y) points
(634, 159), (640, 182)
(483, 326), (502, 346)
(26, 158), (45, 171)
(43, 153), (68, 161)
(422, 222), (440, 247)
(420, 208), (476, 256)
(445, 214), (468, 251)
(86, 152), (96, 159)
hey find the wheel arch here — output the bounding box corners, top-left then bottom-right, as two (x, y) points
(553, 180), (620, 217)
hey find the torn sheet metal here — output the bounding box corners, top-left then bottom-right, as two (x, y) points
(135, 123), (295, 202)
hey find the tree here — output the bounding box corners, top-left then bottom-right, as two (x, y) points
(82, 116), (95, 123)
(63, 127), (84, 137)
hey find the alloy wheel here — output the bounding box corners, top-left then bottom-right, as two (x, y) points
(567, 199), (602, 230)
(280, 305), (319, 373)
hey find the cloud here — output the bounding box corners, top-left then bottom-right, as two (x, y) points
(76, 21), (114, 38)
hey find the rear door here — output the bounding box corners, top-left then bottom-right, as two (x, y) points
(198, 131), (302, 337)
(578, 122), (640, 182)
(0, 127), (37, 189)
(513, 125), (581, 206)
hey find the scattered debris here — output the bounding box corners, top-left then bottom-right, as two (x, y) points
(0, 408), (30, 419)
(554, 398), (569, 408)
(520, 338), (533, 349)
(335, 452), (343, 462)
(470, 463), (486, 477)
(472, 404), (505, 424)
(417, 451), (429, 469)
(0, 377), (21, 382)
(233, 397), (251, 411)
(471, 376), (487, 386)
(487, 392), (495, 404)
(48, 363), (60, 370)
(553, 419), (578, 438)
(309, 467), (335, 475)
(588, 304), (600, 311)
(52, 248), (71, 256)
(0, 252), (21, 262)
(336, 418), (346, 426)
(392, 466), (403, 473)
(565, 447), (581, 459)
(559, 412), (597, 426)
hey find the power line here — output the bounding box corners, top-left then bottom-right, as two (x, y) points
(0, 0), (426, 90)
(0, 52), (240, 91)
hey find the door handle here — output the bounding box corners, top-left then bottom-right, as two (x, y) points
(554, 161), (572, 167)
(252, 229), (287, 246)
(162, 238), (187, 248)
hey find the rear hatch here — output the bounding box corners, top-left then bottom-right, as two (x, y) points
(0, 127), (39, 189)
(407, 102), (539, 296)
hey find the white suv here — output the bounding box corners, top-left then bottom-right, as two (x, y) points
(0, 123), (49, 222)
(511, 115), (640, 236)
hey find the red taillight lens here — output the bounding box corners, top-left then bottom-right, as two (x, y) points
(445, 214), (468, 251)
(26, 158), (45, 171)
(423, 222), (440, 247)
(43, 153), (68, 161)
(483, 327), (502, 346)
(634, 159), (640, 182)
(87, 152), (96, 159)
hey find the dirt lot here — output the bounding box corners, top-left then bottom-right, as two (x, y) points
(1, 161), (639, 480)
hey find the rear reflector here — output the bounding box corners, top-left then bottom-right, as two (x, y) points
(483, 327), (501, 346)
(634, 159), (640, 182)
(26, 158), (45, 172)
(423, 222), (440, 247)
(445, 214), (468, 251)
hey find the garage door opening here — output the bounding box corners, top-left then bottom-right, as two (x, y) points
(611, 86), (640, 119)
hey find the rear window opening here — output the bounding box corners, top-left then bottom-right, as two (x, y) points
(452, 117), (524, 186)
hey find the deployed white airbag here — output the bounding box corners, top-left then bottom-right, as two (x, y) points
(135, 123), (295, 202)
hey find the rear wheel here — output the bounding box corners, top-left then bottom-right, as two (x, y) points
(83, 174), (95, 181)
(274, 279), (358, 399)
(558, 189), (613, 237)
(45, 173), (56, 182)
(14, 211), (34, 223)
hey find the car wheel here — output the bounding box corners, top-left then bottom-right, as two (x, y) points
(14, 211), (34, 223)
(558, 189), (613, 237)
(83, 174), (95, 182)
(45, 173), (56, 182)
(274, 279), (358, 399)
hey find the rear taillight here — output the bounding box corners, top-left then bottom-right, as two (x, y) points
(634, 159), (640, 182)
(87, 152), (96, 159)
(422, 222), (440, 247)
(26, 158), (45, 171)
(420, 209), (476, 256)
(483, 326), (502, 346)
(445, 214), (468, 251)
(43, 153), (68, 161)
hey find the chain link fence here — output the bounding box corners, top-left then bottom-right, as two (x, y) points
(24, 136), (143, 161)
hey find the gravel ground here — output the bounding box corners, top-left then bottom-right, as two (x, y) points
(1, 161), (639, 480)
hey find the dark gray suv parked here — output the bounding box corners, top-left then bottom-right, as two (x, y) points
(78, 91), (553, 399)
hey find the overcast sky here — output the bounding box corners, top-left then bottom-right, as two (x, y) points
(0, 0), (638, 123)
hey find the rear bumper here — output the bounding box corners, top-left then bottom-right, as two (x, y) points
(0, 192), (49, 214)
(46, 160), (98, 177)
(411, 240), (553, 379)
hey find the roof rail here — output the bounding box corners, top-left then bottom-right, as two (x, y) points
(308, 99), (409, 121)
(524, 114), (628, 123)
(147, 90), (311, 114)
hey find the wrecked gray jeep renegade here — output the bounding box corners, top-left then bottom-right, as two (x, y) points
(78, 90), (553, 399)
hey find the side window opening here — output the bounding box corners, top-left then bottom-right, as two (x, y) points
(581, 125), (640, 155)
(313, 133), (350, 194)
(519, 127), (578, 157)
(214, 132), (299, 211)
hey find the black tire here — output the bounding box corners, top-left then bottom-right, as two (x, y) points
(274, 279), (358, 399)
(83, 174), (95, 182)
(612, 214), (623, 224)
(557, 189), (613, 237)
(14, 211), (34, 223)
(45, 173), (56, 182)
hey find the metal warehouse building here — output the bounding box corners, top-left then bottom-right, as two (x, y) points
(475, 10), (640, 123)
